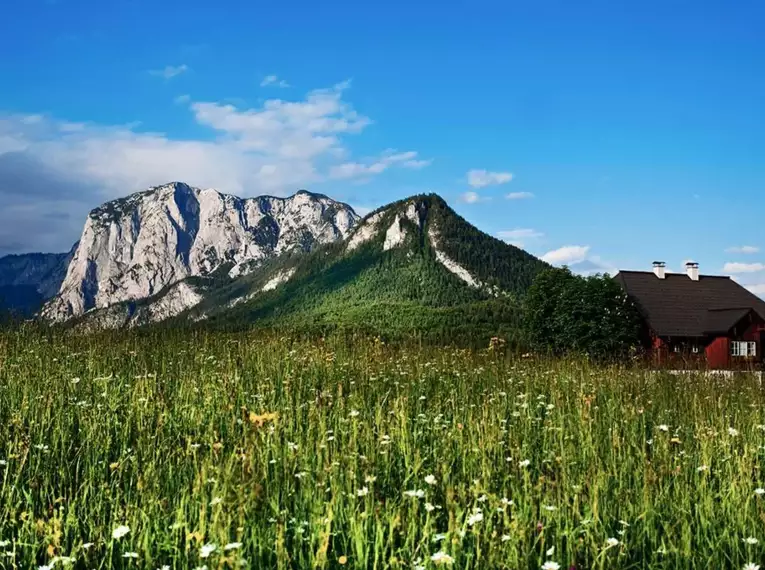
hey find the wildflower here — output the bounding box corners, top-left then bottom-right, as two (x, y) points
(729, 427), (740, 437)
(743, 564), (760, 570)
(224, 542), (242, 551)
(467, 510), (484, 526)
(356, 486), (369, 497)
(755, 488), (765, 496)
(287, 442), (298, 451)
(82, 543), (94, 550)
(519, 459), (531, 468)
(404, 489), (425, 499)
(606, 537), (620, 547)
(200, 543), (217, 558)
(542, 562), (561, 570)
(210, 497), (222, 506)
(123, 552), (138, 558)
(431, 551), (455, 565)
(349, 410), (360, 418)
(546, 546), (555, 556)
(112, 525), (130, 539)
(425, 502), (436, 512)
(364, 475), (377, 483)
(697, 465), (709, 472)
(501, 534), (511, 541)
(0, 460), (6, 466)
(432, 533), (448, 543)
(424, 474), (437, 486)
(744, 537), (759, 545)
(501, 497), (514, 506)
(294, 472), (308, 479)
(338, 555), (348, 565)
(38, 566), (53, 570)
(543, 505), (557, 511)
(658, 424), (669, 432)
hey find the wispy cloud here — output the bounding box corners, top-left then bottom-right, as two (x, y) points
(723, 262), (765, 274)
(0, 80), (425, 255)
(747, 283), (765, 297)
(505, 191), (534, 200)
(459, 191), (490, 204)
(260, 75), (290, 88)
(149, 64), (189, 80)
(328, 150), (429, 180)
(467, 169), (513, 189)
(497, 228), (543, 249)
(542, 245), (591, 265)
(726, 245), (760, 254)
(174, 94), (191, 105)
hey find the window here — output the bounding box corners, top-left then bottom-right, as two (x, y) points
(731, 341), (757, 357)
(673, 345), (681, 353)
(691, 345), (700, 354)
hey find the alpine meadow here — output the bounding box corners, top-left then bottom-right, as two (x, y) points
(0, 329), (764, 569)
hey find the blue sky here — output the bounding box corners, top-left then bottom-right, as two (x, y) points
(1, 0), (764, 294)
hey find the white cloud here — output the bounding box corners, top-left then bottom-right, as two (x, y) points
(747, 284), (765, 297)
(329, 150), (429, 180)
(726, 245), (760, 254)
(723, 262), (765, 274)
(542, 245), (591, 265)
(505, 191), (534, 200)
(497, 228), (543, 240)
(459, 191), (490, 204)
(403, 159), (432, 169)
(149, 64), (189, 80)
(497, 228), (543, 249)
(260, 75), (290, 88)
(0, 81), (424, 254)
(467, 169), (513, 189)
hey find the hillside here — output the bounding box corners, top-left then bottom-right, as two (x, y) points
(175, 193), (548, 341)
(0, 249), (73, 316)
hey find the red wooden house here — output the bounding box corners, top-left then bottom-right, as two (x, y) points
(614, 262), (765, 369)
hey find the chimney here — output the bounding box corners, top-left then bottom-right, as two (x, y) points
(686, 261), (699, 281)
(652, 261), (666, 279)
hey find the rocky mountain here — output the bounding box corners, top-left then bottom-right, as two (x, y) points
(0, 248), (74, 316)
(40, 182), (358, 322)
(69, 193), (548, 341)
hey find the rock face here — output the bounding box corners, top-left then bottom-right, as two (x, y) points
(41, 182), (358, 322)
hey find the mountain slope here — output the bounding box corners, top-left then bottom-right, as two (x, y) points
(40, 182), (358, 322)
(0, 248), (74, 316)
(174, 194), (548, 341)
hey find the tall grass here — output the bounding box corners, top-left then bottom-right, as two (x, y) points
(0, 328), (763, 569)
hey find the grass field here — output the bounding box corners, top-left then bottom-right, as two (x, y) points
(0, 329), (764, 569)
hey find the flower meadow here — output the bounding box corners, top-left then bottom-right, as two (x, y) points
(0, 329), (764, 569)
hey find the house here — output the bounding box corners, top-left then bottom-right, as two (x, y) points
(614, 262), (765, 369)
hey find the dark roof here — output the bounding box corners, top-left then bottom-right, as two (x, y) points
(614, 271), (765, 337)
(703, 308), (754, 335)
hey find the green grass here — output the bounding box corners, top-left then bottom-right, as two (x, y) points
(0, 328), (764, 569)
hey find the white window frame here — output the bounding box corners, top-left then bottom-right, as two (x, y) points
(731, 341), (757, 358)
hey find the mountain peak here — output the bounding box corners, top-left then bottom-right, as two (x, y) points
(41, 184), (359, 322)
